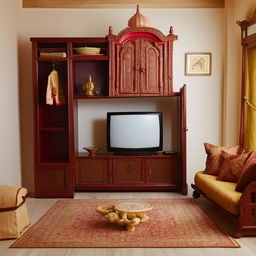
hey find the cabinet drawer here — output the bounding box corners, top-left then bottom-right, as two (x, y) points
(37, 166), (68, 194)
(113, 159), (144, 185)
(75, 158), (109, 185)
(147, 158), (178, 185)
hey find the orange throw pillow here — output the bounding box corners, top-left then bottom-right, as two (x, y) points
(236, 152), (256, 192)
(204, 143), (239, 175)
(217, 151), (251, 182)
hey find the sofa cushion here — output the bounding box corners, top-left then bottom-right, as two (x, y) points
(195, 171), (242, 215)
(236, 152), (256, 192)
(217, 150), (251, 182)
(204, 143), (239, 175)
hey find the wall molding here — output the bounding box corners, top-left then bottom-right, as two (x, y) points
(23, 0), (224, 9)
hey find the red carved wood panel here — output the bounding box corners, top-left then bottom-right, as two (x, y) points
(115, 36), (163, 96)
(118, 40), (136, 94)
(75, 158), (109, 184)
(37, 166), (68, 194)
(140, 38), (162, 94)
(112, 159), (144, 184)
(147, 158), (178, 184)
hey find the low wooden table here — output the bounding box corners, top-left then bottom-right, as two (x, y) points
(96, 201), (153, 231)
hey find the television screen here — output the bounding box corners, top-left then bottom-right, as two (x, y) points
(107, 112), (163, 155)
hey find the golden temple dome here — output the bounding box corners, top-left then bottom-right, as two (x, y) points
(128, 5), (149, 27)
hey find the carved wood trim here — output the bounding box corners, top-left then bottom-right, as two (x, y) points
(23, 0), (224, 9)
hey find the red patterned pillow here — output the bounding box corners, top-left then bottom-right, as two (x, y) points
(217, 151), (251, 182)
(204, 143), (239, 175)
(236, 152), (256, 192)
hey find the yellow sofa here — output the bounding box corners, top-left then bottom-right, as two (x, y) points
(192, 171), (256, 238)
(0, 186), (30, 240)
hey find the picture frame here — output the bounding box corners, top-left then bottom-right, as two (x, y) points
(185, 52), (212, 76)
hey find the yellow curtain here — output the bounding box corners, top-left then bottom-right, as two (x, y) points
(244, 46), (256, 150)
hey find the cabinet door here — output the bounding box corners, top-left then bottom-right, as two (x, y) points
(113, 36), (164, 96)
(37, 166), (70, 196)
(113, 159), (144, 185)
(75, 158), (109, 185)
(140, 38), (163, 95)
(117, 39), (137, 95)
(147, 158), (178, 185)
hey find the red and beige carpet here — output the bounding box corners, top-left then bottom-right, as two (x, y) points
(11, 198), (239, 248)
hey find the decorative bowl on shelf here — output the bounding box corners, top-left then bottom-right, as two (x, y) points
(83, 147), (98, 156)
(74, 47), (101, 55)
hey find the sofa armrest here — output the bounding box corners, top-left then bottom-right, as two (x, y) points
(234, 181), (256, 237)
(0, 186), (28, 212)
(239, 181), (256, 215)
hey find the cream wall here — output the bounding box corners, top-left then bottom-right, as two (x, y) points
(1, 2), (254, 194)
(0, 1), (21, 186)
(5, 2), (255, 194)
(18, 8), (224, 194)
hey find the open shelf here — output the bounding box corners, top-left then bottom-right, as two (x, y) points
(40, 127), (66, 131)
(39, 130), (69, 163)
(37, 42), (67, 58)
(71, 55), (108, 61)
(73, 60), (109, 96)
(39, 104), (68, 128)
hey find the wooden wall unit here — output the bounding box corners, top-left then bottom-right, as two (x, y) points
(31, 22), (187, 197)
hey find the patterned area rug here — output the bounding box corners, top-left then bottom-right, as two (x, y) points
(11, 198), (239, 248)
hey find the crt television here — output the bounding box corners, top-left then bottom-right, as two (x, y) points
(107, 112), (163, 155)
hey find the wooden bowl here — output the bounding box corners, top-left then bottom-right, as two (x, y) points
(83, 147), (98, 156)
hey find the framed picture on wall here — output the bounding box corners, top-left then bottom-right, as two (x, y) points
(185, 52), (212, 76)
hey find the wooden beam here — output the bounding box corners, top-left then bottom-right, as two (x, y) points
(23, 0), (224, 9)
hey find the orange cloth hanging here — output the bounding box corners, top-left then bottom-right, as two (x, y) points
(46, 70), (66, 106)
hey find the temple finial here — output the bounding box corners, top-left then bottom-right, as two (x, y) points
(108, 25), (113, 36)
(169, 26), (174, 35)
(137, 5), (140, 13)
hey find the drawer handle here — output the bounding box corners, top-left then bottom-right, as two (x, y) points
(126, 166), (132, 173)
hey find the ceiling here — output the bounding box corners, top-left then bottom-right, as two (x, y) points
(23, 0), (225, 9)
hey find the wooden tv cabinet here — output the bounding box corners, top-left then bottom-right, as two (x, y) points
(31, 19), (187, 197)
(75, 154), (182, 192)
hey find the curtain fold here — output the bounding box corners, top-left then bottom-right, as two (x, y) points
(244, 46), (256, 150)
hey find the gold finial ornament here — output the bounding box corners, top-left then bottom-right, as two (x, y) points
(128, 5), (149, 27)
(83, 74), (95, 96)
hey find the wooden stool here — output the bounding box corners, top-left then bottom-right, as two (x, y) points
(0, 186), (30, 239)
